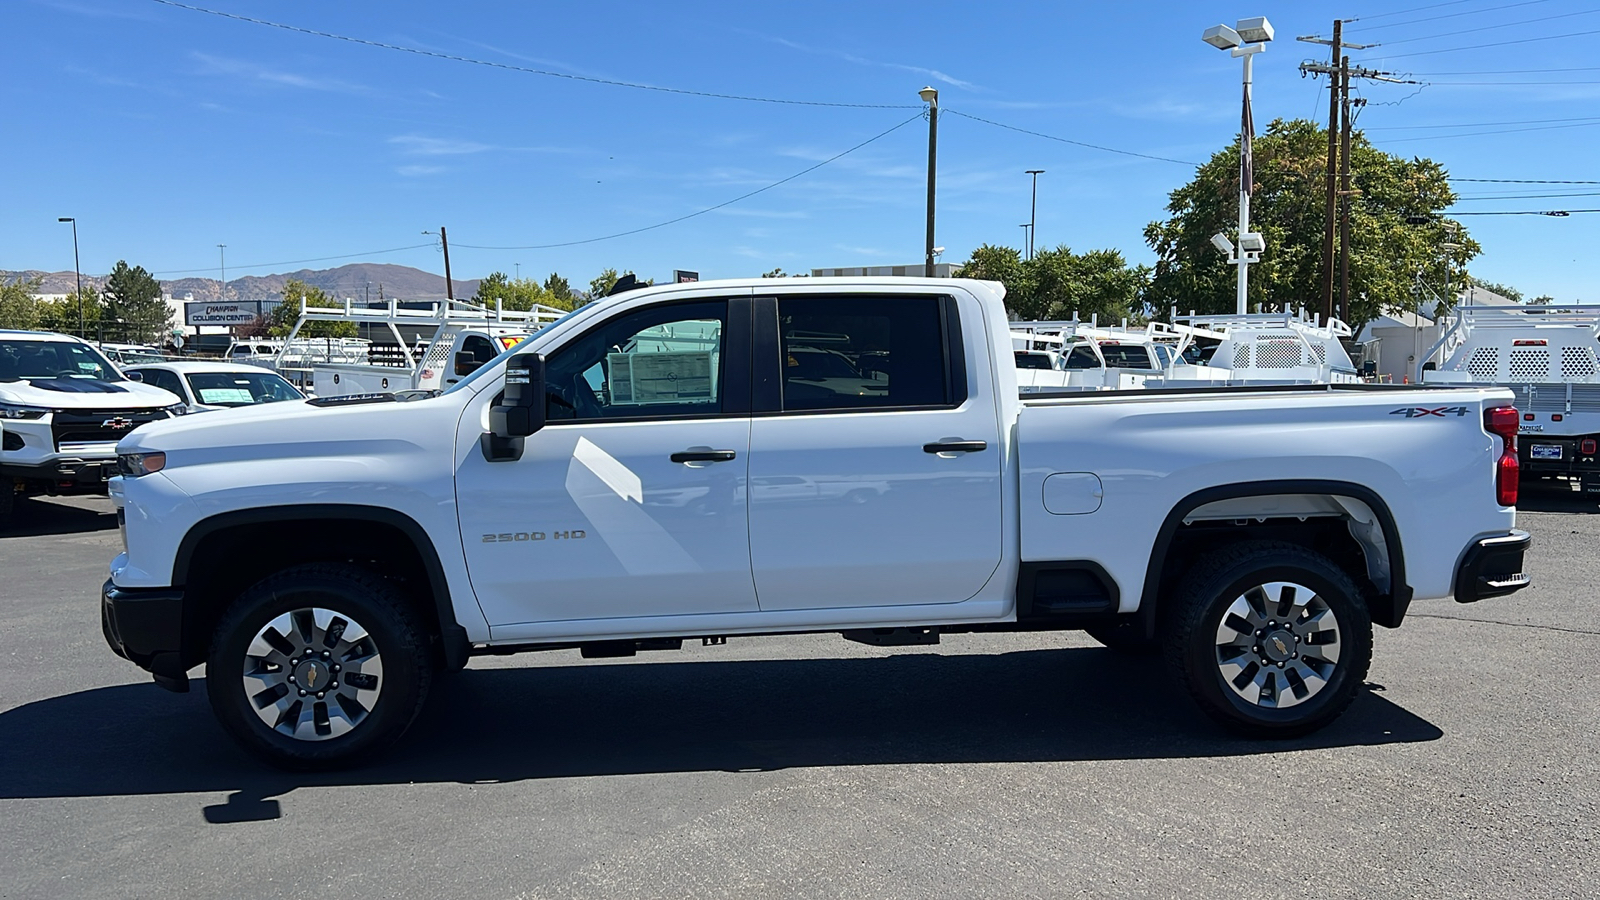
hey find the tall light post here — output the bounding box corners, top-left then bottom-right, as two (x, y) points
(1202, 16), (1274, 315)
(1020, 223), (1031, 256)
(920, 86), (939, 277)
(57, 217), (83, 337)
(217, 244), (227, 302)
(1025, 169), (1044, 259)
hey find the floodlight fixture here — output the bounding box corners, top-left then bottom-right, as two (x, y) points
(1239, 232), (1266, 253)
(1211, 232), (1235, 254)
(1235, 17), (1274, 44)
(1202, 24), (1242, 50)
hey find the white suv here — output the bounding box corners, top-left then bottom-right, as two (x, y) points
(0, 330), (182, 520)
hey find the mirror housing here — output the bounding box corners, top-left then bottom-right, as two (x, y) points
(455, 350), (486, 377)
(484, 352), (543, 461)
(125, 371), (144, 382)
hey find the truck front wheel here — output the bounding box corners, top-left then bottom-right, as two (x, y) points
(207, 564), (433, 770)
(1162, 542), (1372, 738)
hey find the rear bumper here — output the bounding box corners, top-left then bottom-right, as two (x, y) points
(1453, 530), (1532, 604)
(101, 579), (190, 691)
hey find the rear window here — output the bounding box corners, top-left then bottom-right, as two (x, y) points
(776, 296), (954, 411)
(1015, 351), (1055, 370)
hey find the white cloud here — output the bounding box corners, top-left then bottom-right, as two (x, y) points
(191, 52), (368, 94)
(758, 34), (978, 91)
(389, 135), (493, 156)
(396, 165), (446, 177)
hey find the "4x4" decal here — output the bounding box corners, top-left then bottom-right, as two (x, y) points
(1390, 406), (1472, 418)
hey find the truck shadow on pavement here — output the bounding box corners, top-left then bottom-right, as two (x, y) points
(0, 498), (117, 539)
(0, 648), (1442, 822)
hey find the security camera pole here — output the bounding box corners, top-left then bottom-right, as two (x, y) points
(1202, 17), (1273, 315)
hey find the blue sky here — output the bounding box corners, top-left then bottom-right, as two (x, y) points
(5, 0), (1599, 300)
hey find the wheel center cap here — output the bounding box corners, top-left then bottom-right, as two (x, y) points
(296, 659), (331, 691)
(1262, 630), (1295, 662)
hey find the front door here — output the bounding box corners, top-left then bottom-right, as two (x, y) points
(456, 297), (757, 628)
(746, 292), (1004, 611)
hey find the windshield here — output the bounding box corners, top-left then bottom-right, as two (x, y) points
(0, 339), (123, 382)
(442, 305), (590, 396)
(185, 371), (304, 406)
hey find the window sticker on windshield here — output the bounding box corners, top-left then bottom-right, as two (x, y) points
(197, 388), (254, 404)
(608, 351), (714, 404)
(79, 362), (98, 372)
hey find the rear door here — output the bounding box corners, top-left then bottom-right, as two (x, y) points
(745, 290), (1003, 611)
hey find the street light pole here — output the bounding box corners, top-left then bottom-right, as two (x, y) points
(217, 244), (227, 302)
(1025, 170), (1044, 260)
(1020, 223), (1031, 256)
(1203, 17), (1274, 315)
(920, 86), (939, 277)
(57, 217), (82, 337)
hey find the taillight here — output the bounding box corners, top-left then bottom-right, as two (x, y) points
(1485, 406), (1519, 507)
(1582, 439), (1597, 456)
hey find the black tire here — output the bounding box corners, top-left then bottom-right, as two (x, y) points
(207, 563), (433, 770)
(1162, 541), (1372, 739)
(1084, 622), (1160, 655)
(0, 477), (13, 524)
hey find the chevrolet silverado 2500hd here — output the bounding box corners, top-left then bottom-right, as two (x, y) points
(101, 277), (1531, 769)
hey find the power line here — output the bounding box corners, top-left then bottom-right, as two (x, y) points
(1367, 114), (1600, 129)
(1408, 65), (1600, 73)
(1378, 120), (1600, 141)
(453, 113), (923, 252)
(1374, 7), (1600, 45)
(1452, 208), (1600, 214)
(145, 0), (918, 110)
(1355, 0), (1552, 32)
(1454, 177), (1600, 183)
(1354, 0), (1482, 22)
(1366, 26), (1600, 59)
(1425, 78), (1600, 83)
(1456, 191), (1600, 199)
(152, 243), (436, 276)
(941, 110), (1201, 166)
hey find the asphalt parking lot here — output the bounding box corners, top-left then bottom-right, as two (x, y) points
(1, 490), (1596, 900)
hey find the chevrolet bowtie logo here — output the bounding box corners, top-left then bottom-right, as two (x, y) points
(101, 417), (134, 430)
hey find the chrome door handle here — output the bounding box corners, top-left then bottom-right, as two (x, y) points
(671, 449), (738, 463)
(923, 440), (988, 454)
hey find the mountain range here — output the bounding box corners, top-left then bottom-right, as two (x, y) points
(4, 263), (479, 303)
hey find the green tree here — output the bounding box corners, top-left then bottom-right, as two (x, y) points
(268, 279), (357, 338)
(37, 287), (105, 336)
(102, 261), (172, 344)
(0, 277), (44, 331)
(1143, 118), (1476, 330)
(1470, 277), (1524, 304)
(960, 243), (1145, 322)
(588, 268), (620, 300)
(543, 273), (574, 305)
(472, 271), (568, 312)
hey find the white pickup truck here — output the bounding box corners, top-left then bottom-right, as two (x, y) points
(101, 277), (1532, 769)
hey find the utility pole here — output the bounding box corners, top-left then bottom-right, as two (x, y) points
(1025, 169), (1045, 259)
(920, 87), (939, 277)
(1338, 58), (1354, 321)
(1298, 26), (1415, 323)
(425, 227), (456, 302)
(217, 244), (227, 303)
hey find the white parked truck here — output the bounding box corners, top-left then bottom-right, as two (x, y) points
(0, 330), (181, 522)
(270, 296), (568, 397)
(1422, 303), (1600, 493)
(102, 277), (1531, 769)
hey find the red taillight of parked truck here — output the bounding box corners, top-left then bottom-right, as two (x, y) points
(1485, 406), (1519, 507)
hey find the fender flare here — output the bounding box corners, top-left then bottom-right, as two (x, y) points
(1137, 479), (1411, 634)
(173, 504), (469, 669)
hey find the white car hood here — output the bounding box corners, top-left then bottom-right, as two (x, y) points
(0, 378), (180, 410)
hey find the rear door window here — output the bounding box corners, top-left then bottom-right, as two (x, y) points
(773, 296), (955, 412)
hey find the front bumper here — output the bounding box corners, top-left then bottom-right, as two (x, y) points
(101, 579), (190, 692)
(1, 457), (117, 489)
(1453, 530), (1533, 604)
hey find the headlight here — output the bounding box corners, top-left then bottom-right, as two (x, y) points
(117, 451), (166, 477)
(0, 402), (49, 420)
(163, 403), (189, 417)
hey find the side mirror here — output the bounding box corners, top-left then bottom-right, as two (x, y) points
(455, 350), (486, 377)
(126, 371), (144, 382)
(484, 352), (543, 461)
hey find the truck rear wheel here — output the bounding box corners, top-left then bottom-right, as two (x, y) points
(207, 563), (433, 770)
(1162, 542), (1372, 738)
